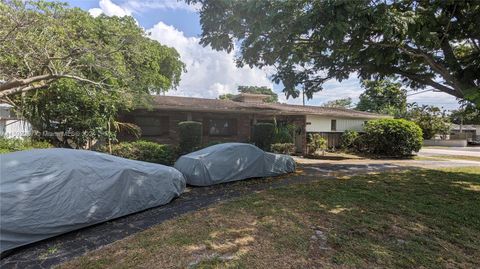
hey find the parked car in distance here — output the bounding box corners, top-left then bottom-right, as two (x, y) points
(174, 143), (296, 186)
(0, 148), (186, 253)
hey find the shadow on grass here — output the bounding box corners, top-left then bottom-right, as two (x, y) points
(272, 168), (479, 268)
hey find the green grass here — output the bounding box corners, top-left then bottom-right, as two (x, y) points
(60, 167), (480, 269)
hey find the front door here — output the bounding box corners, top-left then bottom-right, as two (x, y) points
(294, 124), (304, 154)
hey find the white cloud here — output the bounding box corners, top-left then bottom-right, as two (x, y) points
(88, 0), (199, 17)
(147, 22), (272, 99)
(88, 1), (271, 99)
(407, 90), (460, 111)
(88, 8), (103, 17)
(89, 0), (131, 17)
(122, 0), (201, 13)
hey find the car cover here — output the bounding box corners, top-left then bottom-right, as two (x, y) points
(174, 143), (296, 186)
(0, 148), (186, 253)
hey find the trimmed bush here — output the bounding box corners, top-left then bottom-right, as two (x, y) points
(271, 143), (295, 155)
(274, 124), (295, 143)
(0, 138), (52, 154)
(340, 130), (359, 150)
(252, 123), (275, 150)
(307, 133), (327, 156)
(108, 140), (176, 165)
(178, 121), (202, 154)
(363, 119), (423, 157)
(352, 134), (369, 153)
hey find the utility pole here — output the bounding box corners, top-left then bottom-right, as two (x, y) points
(302, 86), (305, 106)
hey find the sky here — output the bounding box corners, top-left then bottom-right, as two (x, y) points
(64, 0), (461, 110)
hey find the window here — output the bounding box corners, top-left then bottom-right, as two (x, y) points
(133, 116), (169, 136)
(331, 119), (337, 131)
(207, 119), (237, 136)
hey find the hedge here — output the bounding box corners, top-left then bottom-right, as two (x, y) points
(252, 123), (275, 150)
(363, 118), (423, 157)
(271, 143), (295, 155)
(178, 121), (202, 154)
(274, 124), (295, 144)
(0, 138), (52, 154)
(108, 140), (176, 165)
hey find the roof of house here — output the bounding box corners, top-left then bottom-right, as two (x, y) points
(451, 124), (478, 131)
(149, 95), (388, 119)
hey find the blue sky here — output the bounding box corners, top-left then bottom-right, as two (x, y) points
(64, 0), (461, 110)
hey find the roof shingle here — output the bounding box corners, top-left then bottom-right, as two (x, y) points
(150, 95), (388, 119)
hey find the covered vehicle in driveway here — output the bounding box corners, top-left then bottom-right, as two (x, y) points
(174, 143), (296, 186)
(0, 148), (186, 253)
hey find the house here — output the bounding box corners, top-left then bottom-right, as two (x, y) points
(450, 124), (479, 142)
(0, 104), (32, 138)
(118, 94), (387, 154)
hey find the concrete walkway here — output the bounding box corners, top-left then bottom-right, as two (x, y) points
(1, 158), (477, 269)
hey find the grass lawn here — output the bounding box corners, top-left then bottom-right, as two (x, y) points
(60, 167), (480, 269)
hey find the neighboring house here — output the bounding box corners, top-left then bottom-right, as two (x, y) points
(0, 104), (32, 138)
(119, 94), (387, 154)
(450, 124), (479, 142)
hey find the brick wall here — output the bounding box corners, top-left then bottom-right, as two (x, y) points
(118, 110), (307, 154)
(118, 110), (254, 145)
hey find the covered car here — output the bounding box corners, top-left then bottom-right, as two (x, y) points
(0, 148), (186, 253)
(174, 143), (296, 186)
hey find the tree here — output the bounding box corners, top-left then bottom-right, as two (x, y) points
(219, 86), (278, 103)
(2, 0), (185, 148)
(187, 0), (480, 106)
(322, 97), (353, 109)
(218, 93), (235, 100)
(19, 79), (120, 148)
(450, 102), (480, 125)
(356, 80), (407, 115)
(404, 104), (451, 140)
(0, 0), (184, 100)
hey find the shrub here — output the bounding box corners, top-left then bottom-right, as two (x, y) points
(108, 140), (176, 165)
(352, 134), (369, 153)
(274, 124), (295, 143)
(307, 133), (327, 156)
(363, 119), (423, 157)
(271, 143), (296, 155)
(340, 130), (359, 150)
(0, 138), (52, 153)
(252, 123), (275, 150)
(178, 121), (203, 154)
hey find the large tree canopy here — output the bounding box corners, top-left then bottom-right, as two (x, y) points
(188, 0), (480, 105)
(0, 0), (185, 148)
(0, 0), (184, 100)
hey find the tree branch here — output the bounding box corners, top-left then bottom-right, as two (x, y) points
(0, 74), (110, 98)
(392, 68), (461, 98)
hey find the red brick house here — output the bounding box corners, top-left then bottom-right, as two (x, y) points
(119, 94), (387, 154)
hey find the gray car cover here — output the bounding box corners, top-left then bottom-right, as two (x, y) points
(174, 143), (296, 186)
(0, 148), (186, 253)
